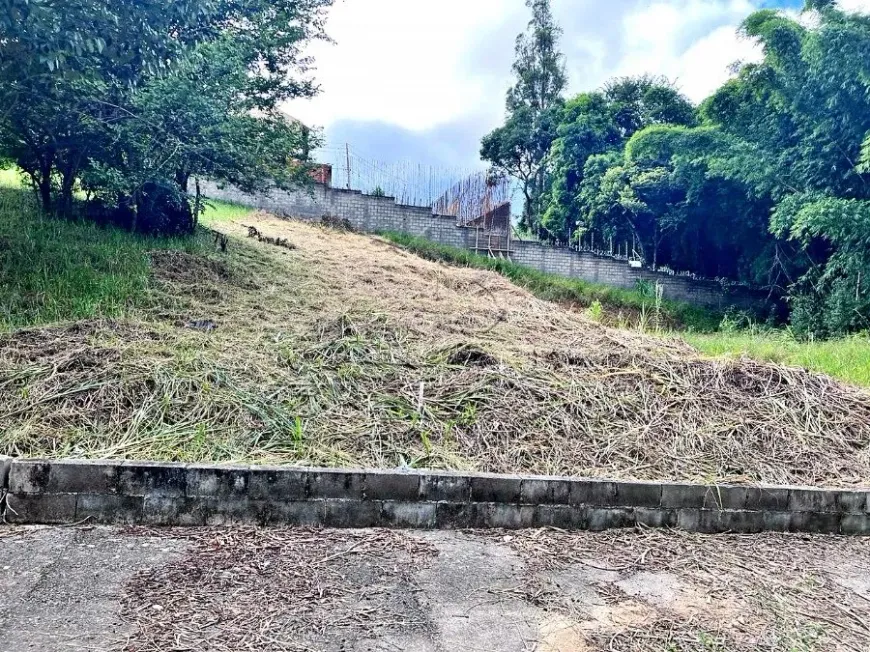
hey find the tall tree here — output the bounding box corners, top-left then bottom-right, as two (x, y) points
(0, 0), (332, 232)
(481, 0), (566, 233)
(542, 76), (695, 242)
(703, 1), (870, 335)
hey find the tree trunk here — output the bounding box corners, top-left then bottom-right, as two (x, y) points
(38, 177), (52, 213)
(192, 177), (202, 232)
(59, 174), (75, 217)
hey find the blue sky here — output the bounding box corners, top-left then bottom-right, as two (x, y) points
(285, 0), (867, 172)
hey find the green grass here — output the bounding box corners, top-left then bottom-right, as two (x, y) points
(0, 182), (211, 331)
(200, 198), (255, 226)
(0, 167), (22, 188)
(685, 330), (870, 387)
(378, 230), (721, 332)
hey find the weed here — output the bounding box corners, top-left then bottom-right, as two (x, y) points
(585, 300), (603, 322)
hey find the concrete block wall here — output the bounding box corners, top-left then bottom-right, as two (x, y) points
(3, 459), (869, 534)
(201, 181), (763, 311)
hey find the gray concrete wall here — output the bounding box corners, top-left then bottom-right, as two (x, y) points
(4, 459), (868, 534)
(201, 181), (763, 312)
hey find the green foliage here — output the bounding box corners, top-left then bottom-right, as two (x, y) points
(525, 3), (870, 337)
(542, 76), (696, 243)
(0, 0), (332, 234)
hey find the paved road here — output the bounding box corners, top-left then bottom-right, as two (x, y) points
(1, 526), (868, 652)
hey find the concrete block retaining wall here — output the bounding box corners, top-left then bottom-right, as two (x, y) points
(200, 181), (763, 312)
(3, 459), (869, 535)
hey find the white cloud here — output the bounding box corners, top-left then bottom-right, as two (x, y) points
(284, 0), (522, 131)
(287, 0), (847, 166)
(839, 0), (870, 12)
(612, 0), (760, 102)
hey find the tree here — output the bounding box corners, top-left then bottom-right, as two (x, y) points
(0, 0), (332, 233)
(481, 0), (566, 232)
(542, 76), (695, 242)
(85, 35), (317, 234)
(700, 1), (870, 335)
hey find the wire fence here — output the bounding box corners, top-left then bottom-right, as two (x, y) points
(315, 143), (487, 210)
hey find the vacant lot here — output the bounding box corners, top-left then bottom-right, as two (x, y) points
(2, 200), (869, 487)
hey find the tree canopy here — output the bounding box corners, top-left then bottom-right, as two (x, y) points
(486, 0), (870, 336)
(481, 0), (566, 233)
(0, 0), (332, 232)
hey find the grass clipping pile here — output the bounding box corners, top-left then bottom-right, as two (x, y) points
(1, 211), (869, 487)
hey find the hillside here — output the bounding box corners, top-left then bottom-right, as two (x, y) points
(1, 202), (869, 487)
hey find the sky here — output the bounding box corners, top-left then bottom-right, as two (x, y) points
(284, 0), (870, 172)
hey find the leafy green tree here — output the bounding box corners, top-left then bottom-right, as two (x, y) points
(700, 1), (870, 335)
(542, 76), (695, 242)
(481, 0), (566, 232)
(0, 0), (332, 233)
(86, 36), (317, 233)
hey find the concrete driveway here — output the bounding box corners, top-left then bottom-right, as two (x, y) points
(1, 526), (868, 652)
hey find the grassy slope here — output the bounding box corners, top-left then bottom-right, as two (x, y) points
(379, 231), (721, 332)
(1, 177), (869, 489)
(377, 232), (870, 388)
(687, 331), (870, 388)
(0, 170), (208, 331)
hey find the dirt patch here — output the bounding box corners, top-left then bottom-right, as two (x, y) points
(486, 528), (870, 651)
(117, 528), (437, 652)
(149, 250), (259, 297)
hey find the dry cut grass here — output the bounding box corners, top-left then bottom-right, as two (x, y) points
(1, 211), (869, 487)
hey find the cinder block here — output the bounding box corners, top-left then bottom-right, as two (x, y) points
(743, 486), (790, 511)
(569, 480), (619, 507)
(142, 496), (208, 526)
(119, 461), (188, 498)
(483, 504), (535, 529)
(532, 504), (588, 529)
(186, 465), (250, 498)
(5, 493), (77, 524)
(308, 470), (365, 500)
(520, 478), (571, 505)
(838, 491), (870, 515)
(716, 510), (769, 534)
(0, 456), (11, 489)
(254, 500), (325, 527)
(789, 511), (841, 534)
(470, 475), (522, 503)
(16, 460), (123, 495)
(247, 467), (309, 501)
(788, 489), (839, 513)
(435, 502), (487, 529)
(322, 499), (382, 528)
(841, 514), (870, 535)
(364, 471), (422, 501)
(76, 494), (144, 525)
(615, 481), (662, 508)
(662, 484), (748, 510)
(419, 474), (471, 503)
(634, 508), (678, 529)
(381, 501), (436, 529)
(588, 508), (635, 531)
(8, 460), (51, 494)
(203, 500), (260, 527)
